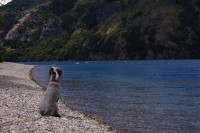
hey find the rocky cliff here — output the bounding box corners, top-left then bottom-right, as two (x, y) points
(0, 0), (200, 61)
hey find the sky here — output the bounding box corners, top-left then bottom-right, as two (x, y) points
(0, 0), (12, 5)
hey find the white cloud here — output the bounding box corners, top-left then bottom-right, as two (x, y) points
(0, 0), (12, 5)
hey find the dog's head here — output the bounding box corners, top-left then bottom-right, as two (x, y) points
(49, 67), (63, 82)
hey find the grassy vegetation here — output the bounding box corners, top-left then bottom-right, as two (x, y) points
(0, 0), (200, 61)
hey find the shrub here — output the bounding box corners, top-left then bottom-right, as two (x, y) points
(0, 55), (4, 62)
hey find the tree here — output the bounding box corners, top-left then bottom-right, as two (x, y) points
(0, 13), (7, 30)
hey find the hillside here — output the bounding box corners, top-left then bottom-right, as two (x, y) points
(0, 0), (200, 61)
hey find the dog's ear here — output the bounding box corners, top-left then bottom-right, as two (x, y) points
(49, 67), (54, 76)
(57, 69), (63, 78)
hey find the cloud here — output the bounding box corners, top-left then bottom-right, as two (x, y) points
(0, 0), (12, 5)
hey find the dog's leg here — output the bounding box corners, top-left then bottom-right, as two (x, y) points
(53, 111), (61, 118)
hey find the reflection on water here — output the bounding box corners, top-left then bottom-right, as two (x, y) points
(31, 60), (200, 132)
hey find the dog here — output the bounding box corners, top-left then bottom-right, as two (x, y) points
(39, 66), (63, 117)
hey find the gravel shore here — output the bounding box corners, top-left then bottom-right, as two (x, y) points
(0, 62), (115, 133)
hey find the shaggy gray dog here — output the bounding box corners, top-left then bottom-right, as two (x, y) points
(39, 67), (63, 117)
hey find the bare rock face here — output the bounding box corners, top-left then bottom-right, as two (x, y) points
(5, 32), (20, 41)
(40, 26), (60, 39)
(5, 11), (33, 41)
(113, 35), (129, 60)
(4, 9), (61, 41)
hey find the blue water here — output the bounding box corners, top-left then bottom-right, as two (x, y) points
(29, 60), (200, 132)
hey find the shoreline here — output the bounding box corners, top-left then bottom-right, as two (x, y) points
(30, 65), (116, 132)
(29, 66), (46, 90)
(0, 62), (115, 132)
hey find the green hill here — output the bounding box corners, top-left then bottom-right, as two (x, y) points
(0, 0), (200, 61)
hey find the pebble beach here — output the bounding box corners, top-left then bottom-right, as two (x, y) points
(0, 62), (114, 132)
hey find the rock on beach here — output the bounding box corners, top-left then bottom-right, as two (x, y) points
(0, 62), (114, 133)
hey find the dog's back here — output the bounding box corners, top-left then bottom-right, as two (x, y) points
(39, 67), (62, 117)
(39, 84), (60, 117)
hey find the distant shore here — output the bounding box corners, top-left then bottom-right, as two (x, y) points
(0, 62), (114, 132)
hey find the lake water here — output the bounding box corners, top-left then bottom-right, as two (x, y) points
(29, 60), (200, 132)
